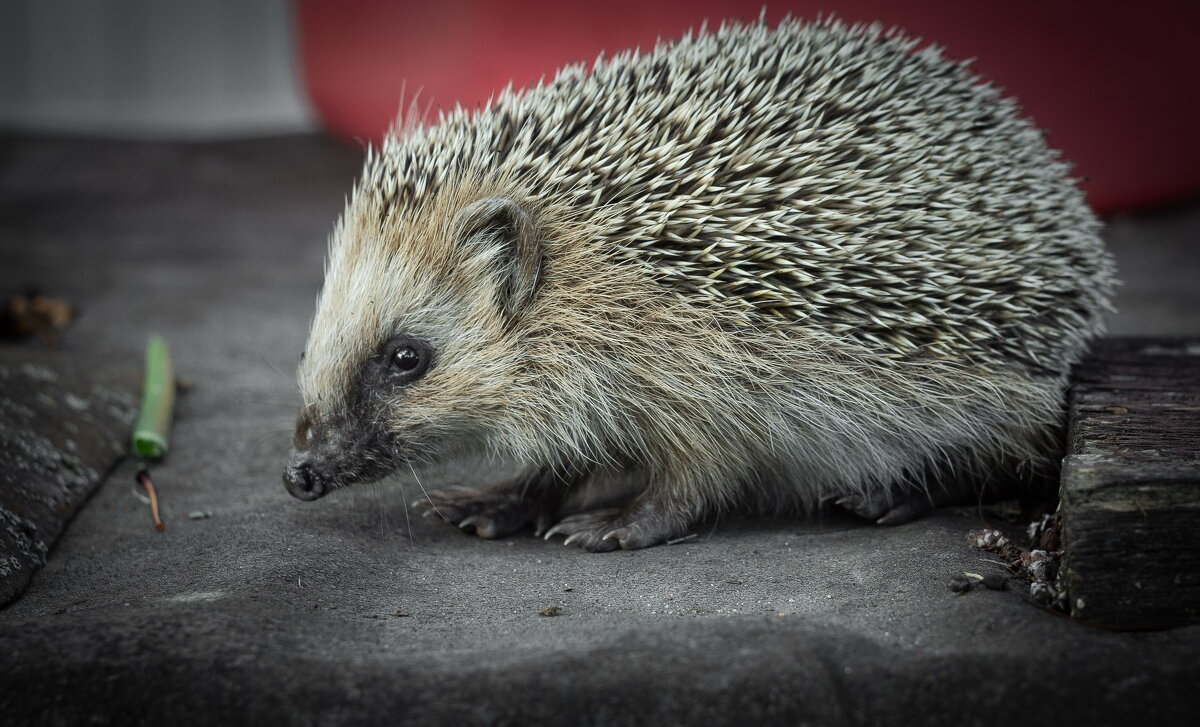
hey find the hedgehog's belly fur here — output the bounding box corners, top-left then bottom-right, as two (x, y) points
(414, 243), (1076, 550)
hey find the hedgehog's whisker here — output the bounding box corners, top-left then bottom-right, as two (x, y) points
(234, 396), (300, 409)
(395, 479), (415, 551)
(257, 352), (298, 392)
(375, 480), (391, 537)
(245, 429), (292, 457)
(407, 459), (443, 521)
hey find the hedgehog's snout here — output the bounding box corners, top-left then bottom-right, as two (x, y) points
(282, 403), (401, 500)
(283, 405), (332, 501)
(283, 456), (327, 501)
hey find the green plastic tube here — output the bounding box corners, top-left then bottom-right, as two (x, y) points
(132, 335), (175, 458)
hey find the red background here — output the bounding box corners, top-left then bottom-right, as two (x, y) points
(298, 0), (1200, 213)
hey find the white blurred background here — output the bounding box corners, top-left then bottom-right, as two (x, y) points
(0, 0), (313, 138)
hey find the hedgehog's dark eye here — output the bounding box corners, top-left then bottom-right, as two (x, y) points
(386, 338), (432, 383)
(393, 347), (420, 371)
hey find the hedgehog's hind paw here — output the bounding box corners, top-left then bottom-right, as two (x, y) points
(835, 490), (934, 525)
(414, 484), (545, 539)
(544, 502), (688, 552)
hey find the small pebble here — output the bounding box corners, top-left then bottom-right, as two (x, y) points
(981, 573), (1007, 591)
(188, 510), (213, 520)
(948, 574), (973, 593)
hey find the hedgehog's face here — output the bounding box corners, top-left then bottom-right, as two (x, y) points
(283, 195), (542, 501)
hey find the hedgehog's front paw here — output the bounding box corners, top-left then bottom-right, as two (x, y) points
(413, 485), (549, 539)
(543, 503), (688, 552)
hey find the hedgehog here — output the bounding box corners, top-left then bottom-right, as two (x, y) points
(282, 17), (1115, 551)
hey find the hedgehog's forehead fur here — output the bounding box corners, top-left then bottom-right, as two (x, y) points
(298, 15), (1112, 460)
(297, 166), (629, 440)
(301, 173), (545, 416)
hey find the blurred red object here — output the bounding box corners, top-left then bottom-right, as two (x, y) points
(298, 0), (1200, 213)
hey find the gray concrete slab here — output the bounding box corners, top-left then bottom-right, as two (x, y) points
(1, 135), (1198, 725)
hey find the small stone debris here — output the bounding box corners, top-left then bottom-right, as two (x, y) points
(949, 571), (1008, 594)
(948, 574), (974, 593)
(1021, 549), (1054, 582)
(967, 528), (1012, 554)
(539, 606), (563, 617)
(980, 573), (1008, 591)
(967, 512), (1066, 611)
(0, 293), (75, 343)
(187, 511), (213, 520)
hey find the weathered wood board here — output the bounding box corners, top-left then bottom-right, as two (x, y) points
(1061, 338), (1200, 629)
(0, 349), (137, 608)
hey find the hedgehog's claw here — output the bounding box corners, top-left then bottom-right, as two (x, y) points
(457, 515), (501, 538)
(561, 530), (618, 552)
(417, 484), (544, 539)
(544, 510), (622, 551)
(544, 506), (682, 552)
(533, 512), (555, 538)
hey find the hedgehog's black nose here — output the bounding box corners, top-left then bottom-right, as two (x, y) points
(283, 460), (326, 501)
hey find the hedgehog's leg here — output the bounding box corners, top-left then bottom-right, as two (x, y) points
(834, 489), (937, 526)
(414, 469), (571, 539)
(835, 473), (1046, 525)
(543, 484), (698, 552)
(836, 462), (1057, 525)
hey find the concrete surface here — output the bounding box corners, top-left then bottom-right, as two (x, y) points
(1, 135), (1198, 725)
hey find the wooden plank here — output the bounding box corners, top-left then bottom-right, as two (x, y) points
(1061, 337), (1200, 629)
(0, 350), (137, 607)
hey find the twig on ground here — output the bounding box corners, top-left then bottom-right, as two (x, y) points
(136, 468), (164, 532)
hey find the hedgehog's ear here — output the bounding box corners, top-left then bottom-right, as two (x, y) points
(453, 197), (542, 318)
